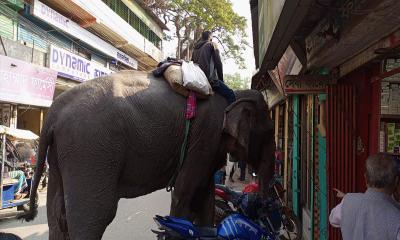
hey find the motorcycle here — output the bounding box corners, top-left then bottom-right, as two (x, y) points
(152, 213), (276, 240)
(214, 178), (301, 240)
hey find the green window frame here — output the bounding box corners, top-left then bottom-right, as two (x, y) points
(101, 0), (162, 49)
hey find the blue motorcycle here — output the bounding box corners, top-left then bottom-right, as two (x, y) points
(152, 213), (276, 240)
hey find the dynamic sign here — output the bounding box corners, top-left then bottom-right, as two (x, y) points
(32, 0), (138, 69)
(0, 55), (57, 107)
(49, 45), (113, 82)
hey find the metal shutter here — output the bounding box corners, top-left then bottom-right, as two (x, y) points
(0, 15), (14, 40)
(17, 24), (48, 52)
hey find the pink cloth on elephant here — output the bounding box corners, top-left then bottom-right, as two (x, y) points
(185, 91), (197, 119)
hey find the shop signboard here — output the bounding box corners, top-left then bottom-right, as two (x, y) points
(31, 0), (138, 69)
(284, 75), (336, 94)
(0, 55), (57, 107)
(268, 46), (302, 94)
(263, 89), (285, 109)
(49, 45), (113, 82)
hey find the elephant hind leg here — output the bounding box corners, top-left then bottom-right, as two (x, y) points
(63, 182), (119, 240)
(47, 154), (69, 240)
(60, 152), (120, 240)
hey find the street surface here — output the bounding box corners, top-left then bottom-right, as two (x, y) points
(0, 189), (171, 239)
(0, 170), (249, 239)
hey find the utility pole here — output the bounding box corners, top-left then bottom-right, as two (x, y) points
(0, 36), (7, 56)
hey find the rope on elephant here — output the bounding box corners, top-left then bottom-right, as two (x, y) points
(166, 91), (196, 192)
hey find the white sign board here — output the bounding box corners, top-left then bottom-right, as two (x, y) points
(49, 45), (113, 82)
(73, 0), (163, 62)
(31, 0), (138, 69)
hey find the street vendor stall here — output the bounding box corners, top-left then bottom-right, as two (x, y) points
(0, 125), (39, 214)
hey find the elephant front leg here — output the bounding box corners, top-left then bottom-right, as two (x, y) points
(169, 170), (215, 226)
(170, 179), (215, 226)
(169, 165), (210, 222)
(169, 137), (219, 226)
(170, 188), (196, 222)
(193, 178), (215, 226)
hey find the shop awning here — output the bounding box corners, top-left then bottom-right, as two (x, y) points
(250, 0), (336, 90)
(256, 0), (314, 71)
(306, 0), (400, 70)
(0, 126), (39, 140)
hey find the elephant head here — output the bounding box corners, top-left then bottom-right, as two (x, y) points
(223, 90), (275, 196)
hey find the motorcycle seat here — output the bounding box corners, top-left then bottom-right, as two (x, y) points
(215, 184), (242, 199)
(195, 227), (217, 237)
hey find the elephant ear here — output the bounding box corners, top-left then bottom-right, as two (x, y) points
(223, 99), (257, 161)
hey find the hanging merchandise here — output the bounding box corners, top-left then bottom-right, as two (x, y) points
(379, 59), (400, 153)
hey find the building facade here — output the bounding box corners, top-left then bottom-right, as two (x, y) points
(0, 0), (167, 134)
(250, 0), (400, 239)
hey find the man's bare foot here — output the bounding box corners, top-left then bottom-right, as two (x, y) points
(14, 193), (22, 200)
(14, 193), (27, 200)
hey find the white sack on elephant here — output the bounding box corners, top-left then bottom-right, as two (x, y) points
(181, 61), (213, 95)
(163, 64), (212, 99)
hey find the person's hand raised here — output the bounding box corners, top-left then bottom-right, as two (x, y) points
(333, 188), (345, 198)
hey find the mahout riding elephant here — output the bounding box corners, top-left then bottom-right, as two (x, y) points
(23, 70), (275, 240)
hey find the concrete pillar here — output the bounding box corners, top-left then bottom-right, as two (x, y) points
(39, 109), (44, 133)
(9, 105), (17, 128)
(0, 104), (11, 127)
(274, 105), (280, 148)
(283, 99), (289, 201)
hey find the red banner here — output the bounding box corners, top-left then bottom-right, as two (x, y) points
(0, 55), (57, 107)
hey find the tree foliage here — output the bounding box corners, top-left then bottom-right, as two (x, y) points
(143, 0), (248, 68)
(224, 73), (250, 90)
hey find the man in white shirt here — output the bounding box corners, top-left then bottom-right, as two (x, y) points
(329, 153), (400, 239)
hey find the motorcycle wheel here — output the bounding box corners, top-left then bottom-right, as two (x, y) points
(279, 210), (302, 240)
(214, 199), (232, 225)
(0, 232), (23, 240)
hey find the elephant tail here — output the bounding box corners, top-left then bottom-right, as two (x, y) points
(21, 122), (53, 222)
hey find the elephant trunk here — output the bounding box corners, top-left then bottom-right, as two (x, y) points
(20, 124), (52, 221)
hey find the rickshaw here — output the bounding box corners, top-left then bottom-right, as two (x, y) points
(0, 125), (39, 218)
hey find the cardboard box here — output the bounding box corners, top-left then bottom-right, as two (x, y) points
(387, 123), (396, 152)
(381, 94), (390, 105)
(395, 128), (400, 147)
(380, 130), (386, 152)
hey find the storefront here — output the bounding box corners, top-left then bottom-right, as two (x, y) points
(0, 54), (57, 134)
(251, 0), (400, 239)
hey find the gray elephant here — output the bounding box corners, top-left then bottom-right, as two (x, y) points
(24, 70), (275, 240)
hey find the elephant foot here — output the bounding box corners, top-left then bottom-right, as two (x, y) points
(49, 229), (70, 240)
